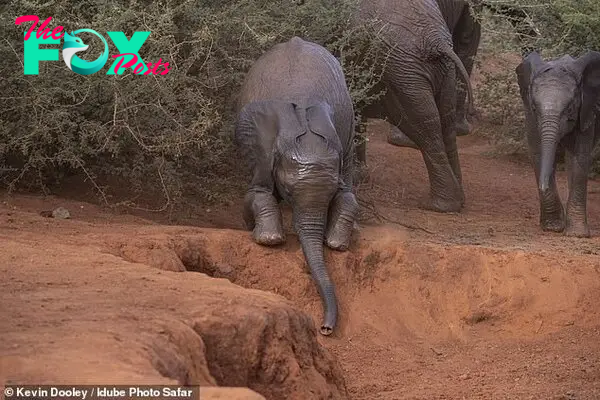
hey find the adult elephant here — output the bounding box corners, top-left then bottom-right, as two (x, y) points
(384, 0), (481, 150)
(385, 0), (541, 150)
(354, 0), (475, 212)
(515, 51), (600, 237)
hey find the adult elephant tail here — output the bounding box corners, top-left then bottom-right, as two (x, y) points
(443, 46), (474, 118)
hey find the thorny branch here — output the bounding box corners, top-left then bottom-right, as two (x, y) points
(355, 175), (437, 235)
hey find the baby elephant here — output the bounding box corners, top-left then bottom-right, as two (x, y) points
(234, 37), (359, 336)
(516, 50), (600, 237)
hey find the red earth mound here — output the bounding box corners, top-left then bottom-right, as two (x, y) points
(0, 218), (347, 399)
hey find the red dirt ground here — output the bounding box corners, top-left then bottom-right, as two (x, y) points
(2, 55), (600, 400)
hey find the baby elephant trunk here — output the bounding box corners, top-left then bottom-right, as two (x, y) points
(295, 210), (338, 336)
(538, 116), (560, 192)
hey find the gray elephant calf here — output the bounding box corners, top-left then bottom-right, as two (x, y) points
(234, 37), (359, 336)
(516, 51), (600, 237)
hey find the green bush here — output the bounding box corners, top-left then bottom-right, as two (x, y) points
(471, 4), (528, 154)
(0, 0), (387, 208)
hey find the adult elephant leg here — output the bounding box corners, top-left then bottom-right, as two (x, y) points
(388, 80), (463, 213)
(243, 190), (285, 245)
(525, 125), (565, 232)
(384, 91), (419, 149)
(453, 7), (481, 136)
(437, 65), (464, 203)
(563, 134), (594, 237)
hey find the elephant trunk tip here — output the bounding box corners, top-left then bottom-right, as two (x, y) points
(320, 304), (337, 336)
(296, 224), (338, 337)
(320, 324), (334, 336)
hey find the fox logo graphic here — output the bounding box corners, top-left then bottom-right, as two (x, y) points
(62, 29), (109, 75)
(15, 15), (171, 76)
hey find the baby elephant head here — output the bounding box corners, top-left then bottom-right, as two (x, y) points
(272, 102), (342, 215)
(515, 51), (600, 192)
(236, 99), (343, 223)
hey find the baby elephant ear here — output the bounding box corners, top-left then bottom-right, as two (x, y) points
(305, 102), (341, 149)
(234, 100), (300, 188)
(238, 100), (294, 131)
(515, 51), (543, 103)
(577, 51), (600, 132)
(234, 100), (300, 148)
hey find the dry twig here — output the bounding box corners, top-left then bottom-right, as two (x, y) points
(355, 178), (436, 235)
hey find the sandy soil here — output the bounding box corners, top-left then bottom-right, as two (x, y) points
(2, 53), (600, 399)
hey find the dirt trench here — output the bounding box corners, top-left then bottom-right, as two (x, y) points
(106, 225), (600, 343)
(104, 219), (600, 398)
(0, 225), (349, 399)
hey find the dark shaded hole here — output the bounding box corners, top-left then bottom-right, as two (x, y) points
(175, 241), (235, 281)
(150, 335), (196, 385)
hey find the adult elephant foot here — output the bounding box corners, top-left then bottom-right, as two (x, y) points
(387, 125), (419, 149)
(420, 151), (465, 214)
(564, 220), (591, 238)
(539, 194), (565, 233)
(540, 215), (565, 233)
(325, 191), (359, 251)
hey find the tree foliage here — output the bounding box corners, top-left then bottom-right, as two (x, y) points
(0, 0), (387, 208)
(1, 0), (599, 207)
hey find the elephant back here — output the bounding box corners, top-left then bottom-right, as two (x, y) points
(355, 0), (453, 59)
(237, 37), (354, 152)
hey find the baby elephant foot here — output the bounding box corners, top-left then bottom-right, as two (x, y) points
(244, 191), (285, 246)
(253, 224), (285, 246)
(325, 191), (359, 251)
(564, 218), (590, 238)
(252, 209), (285, 245)
(540, 210), (565, 233)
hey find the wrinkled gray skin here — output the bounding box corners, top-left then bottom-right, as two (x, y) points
(385, 0), (481, 150)
(354, 0), (475, 212)
(234, 37), (359, 336)
(386, 0), (541, 151)
(516, 51), (600, 238)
